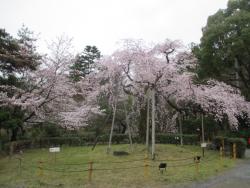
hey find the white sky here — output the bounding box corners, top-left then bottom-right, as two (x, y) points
(0, 0), (228, 55)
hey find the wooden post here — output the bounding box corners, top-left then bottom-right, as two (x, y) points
(201, 114), (205, 157)
(9, 141), (14, 159)
(194, 157), (200, 176)
(222, 139), (225, 157)
(38, 161), (43, 177)
(219, 146), (223, 167)
(220, 146), (223, 160)
(107, 99), (117, 154)
(88, 161), (93, 182)
(144, 154), (149, 179)
(18, 157), (22, 175)
(146, 89), (150, 152)
(151, 89), (156, 159)
(233, 143), (236, 160)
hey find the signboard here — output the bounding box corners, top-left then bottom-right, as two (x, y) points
(49, 147), (60, 153)
(201, 143), (207, 148)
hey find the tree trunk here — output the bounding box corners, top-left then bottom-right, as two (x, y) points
(10, 128), (18, 142)
(138, 107), (147, 140)
(235, 58), (240, 88)
(151, 89), (156, 159)
(107, 100), (117, 153)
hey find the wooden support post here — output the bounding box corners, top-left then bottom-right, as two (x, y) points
(146, 89), (150, 152)
(219, 146), (223, 167)
(233, 143), (237, 160)
(221, 139), (225, 157)
(144, 154), (149, 179)
(151, 89), (156, 159)
(107, 99), (117, 154)
(123, 101), (133, 150)
(178, 113), (183, 146)
(88, 161), (93, 183)
(201, 114), (205, 157)
(18, 157), (22, 175)
(220, 146), (223, 160)
(195, 160), (200, 175)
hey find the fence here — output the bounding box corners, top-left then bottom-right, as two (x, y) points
(0, 152), (223, 184)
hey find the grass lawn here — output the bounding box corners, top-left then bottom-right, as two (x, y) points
(0, 144), (235, 188)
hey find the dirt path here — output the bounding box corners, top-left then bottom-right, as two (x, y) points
(182, 150), (250, 188)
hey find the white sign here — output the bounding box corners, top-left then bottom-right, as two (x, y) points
(49, 147), (60, 153)
(201, 143), (207, 148)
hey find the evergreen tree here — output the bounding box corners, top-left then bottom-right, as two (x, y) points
(193, 0), (250, 100)
(0, 27), (40, 141)
(70, 45), (101, 82)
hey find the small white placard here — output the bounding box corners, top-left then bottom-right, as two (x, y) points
(49, 147), (60, 153)
(201, 143), (207, 148)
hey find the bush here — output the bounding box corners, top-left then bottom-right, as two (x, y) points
(113, 151), (129, 156)
(3, 140), (33, 154)
(2, 133), (134, 153)
(212, 136), (247, 158)
(156, 134), (199, 145)
(227, 138), (247, 158)
(98, 134), (130, 144)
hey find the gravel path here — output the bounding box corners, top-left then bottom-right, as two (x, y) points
(182, 150), (250, 188)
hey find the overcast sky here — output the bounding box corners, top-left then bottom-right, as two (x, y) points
(0, 0), (228, 55)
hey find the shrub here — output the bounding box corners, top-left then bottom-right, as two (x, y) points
(113, 151), (129, 156)
(3, 140), (33, 154)
(227, 138), (247, 158)
(98, 134), (130, 144)
(156, 134), (199, 145)
(212, 136), (246, 158)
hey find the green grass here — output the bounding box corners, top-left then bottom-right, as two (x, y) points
(0, 144), (236, 188)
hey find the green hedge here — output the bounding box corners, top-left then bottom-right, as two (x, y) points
(98, 134), (129, 144)
(2, 134), (132, 153)
(213, 136), (247, 158)
(2, 133), (200, 154)
(156, 134), (199, 145)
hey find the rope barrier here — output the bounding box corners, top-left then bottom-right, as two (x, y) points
(0, 151), (228, 176)
(155, 156), (194, 162)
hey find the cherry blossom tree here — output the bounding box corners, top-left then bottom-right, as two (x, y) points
(1, 35), (249, 157)
(99, 39), (250, 158)
(0, 36), (101, 129)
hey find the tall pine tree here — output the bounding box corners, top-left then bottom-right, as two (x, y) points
(70, 45), (101, 82)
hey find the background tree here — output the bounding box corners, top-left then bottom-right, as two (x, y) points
(193, 0), (250, 100)
(70, 45), (101, 82)
(0, 26), (41, 141)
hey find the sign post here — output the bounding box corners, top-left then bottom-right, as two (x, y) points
(49, 147), (60, 163)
